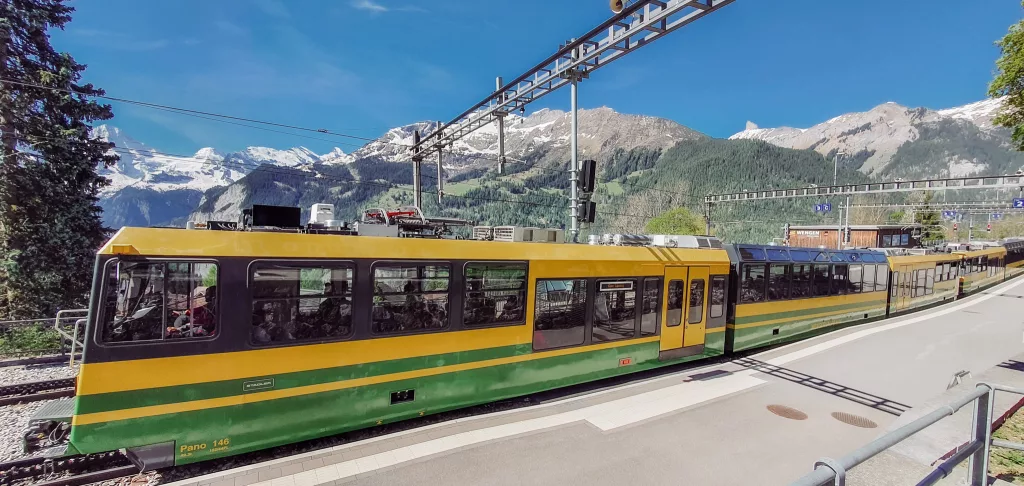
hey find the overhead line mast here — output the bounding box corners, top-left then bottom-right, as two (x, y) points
(410, 0), (735, 241)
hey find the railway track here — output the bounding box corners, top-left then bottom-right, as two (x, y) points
(0, 378), (76, 407)
(0, 452), (136, 485)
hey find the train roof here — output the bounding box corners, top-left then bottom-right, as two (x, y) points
(724, 244), (888, 264)
(99, 226), (733, 263)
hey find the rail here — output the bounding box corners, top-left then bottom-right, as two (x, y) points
(790, 382), (1024, 486)
(53, 309), (87, 366)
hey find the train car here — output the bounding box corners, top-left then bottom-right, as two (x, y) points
(1004, 238), (1024, 279)
(886, 252), (962, 315)
(64, 225), (733, 469)
(724, 245), (890, 352)
(957, 246), (1008, 295)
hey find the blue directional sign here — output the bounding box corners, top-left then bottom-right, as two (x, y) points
(814, 202), (832, 213)
(1014, 198), (1024, 209)
(942, 211), (956, 220)
(992, 213), (1003, 221)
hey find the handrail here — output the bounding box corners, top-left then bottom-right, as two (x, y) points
(53, 309), (88, 366)
(791, 382), (1024, 486)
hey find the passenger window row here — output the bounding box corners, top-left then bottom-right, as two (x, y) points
(100, 259), (528, 346)
(740, 263), (888, 304)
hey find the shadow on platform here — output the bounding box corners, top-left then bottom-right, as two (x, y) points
(734, 357), (911, 416)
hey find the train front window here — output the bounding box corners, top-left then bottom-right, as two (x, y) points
(372, 264), (450, 334)
(251, 264), (354, 345)
(101, 260), (218, 343)
(463, 263), (527, 327)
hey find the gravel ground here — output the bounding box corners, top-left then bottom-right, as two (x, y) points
(0, 362), (78, 386)
(0, 400), (48, 461)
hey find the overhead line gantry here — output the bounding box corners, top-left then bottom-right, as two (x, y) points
(410, 0), (735, 241)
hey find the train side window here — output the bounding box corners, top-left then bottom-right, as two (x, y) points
(534, 279), (587, 350)
(876, 265), (888, 293)
(832, 265), (848, 295)
(848, 265), (863, 293)
(251, 264), (354, 345)
(890, 271), (899, 297)
(925, 268), (935, 295)
(101, 260), (219, 343)
(463, 263), (527, 327)
(916, 270), (927, 297)
(666, 280), (685, 327)
(593, 280), (637, 342)
(935, 264), (944, 283)
(740, 264), (767, 303)
(943, 263), (952, 281)
(688, 279), (706, 324)
(768, 264), (790, 301)
(709, 276), (726, 319)
(791, 264), (811, 298)
(861, 264), (875, 292)
(372, 264), (450, 335)
(641, 278), (661, 336)
(813, 264), (831, 297)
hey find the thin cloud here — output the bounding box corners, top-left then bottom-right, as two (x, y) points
(351, 0), (426, 14)
(255, 0), (290, 18)
(352, 0), (388, 12)
(69, 29), (170, 51)
(215, 20), (247, 36)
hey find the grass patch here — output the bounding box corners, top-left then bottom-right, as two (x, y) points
(0, 324), (63, 357)
(992, 404), (1024, 484)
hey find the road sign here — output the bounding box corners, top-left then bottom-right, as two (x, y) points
(1014, 198), (1024, 209)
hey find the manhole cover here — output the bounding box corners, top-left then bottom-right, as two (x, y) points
(831, 412), (878, 428)
(766, 404), (808, 420)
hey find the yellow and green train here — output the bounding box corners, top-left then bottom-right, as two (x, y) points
(42, 223), (1022, 471)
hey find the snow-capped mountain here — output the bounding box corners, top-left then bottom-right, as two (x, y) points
(93, 125), (359, 227)
(729, 97), (1022, 178)
(348, 107), (702, 169)
(186, 107), (703, 225)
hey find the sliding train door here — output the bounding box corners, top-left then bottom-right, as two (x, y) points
(659, 265), (708, 360)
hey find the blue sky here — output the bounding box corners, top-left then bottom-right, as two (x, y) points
(53, 0), (1023, 155)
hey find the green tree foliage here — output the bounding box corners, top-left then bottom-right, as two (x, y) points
(0, 0), (117, 318)
(914, 192), (945, 244)
(990, 2), (1024, 151)
(645, 207), (705, 235)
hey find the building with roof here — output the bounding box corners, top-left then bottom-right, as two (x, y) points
(786, 224), (923, 250)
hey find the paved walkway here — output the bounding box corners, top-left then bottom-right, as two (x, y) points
(170, 276), (1024, 486)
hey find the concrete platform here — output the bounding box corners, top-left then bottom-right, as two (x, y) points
(168, 276), (1024, 486)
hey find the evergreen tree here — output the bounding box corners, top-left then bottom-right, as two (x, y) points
(0, 0), (116, 319)
(914, 192), (944, 244)
(990, 1), (1024, 150)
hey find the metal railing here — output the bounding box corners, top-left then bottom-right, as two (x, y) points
(791, 383), (1024, 486)
(54, 309), (88, 366)
(0, 311), (85, 360)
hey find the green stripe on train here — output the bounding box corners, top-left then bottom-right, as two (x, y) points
(75, 343), (533, 415)
(70, 339), (718, 464)
(734, 298), (887, 325)
(729, 306), (886, 352)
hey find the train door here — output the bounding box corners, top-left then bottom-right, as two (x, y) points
(683, 267), (710, 348)
(898, 266), (911, 311)
(659, 266), (688, 353)
(659, 266), (708, 360)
